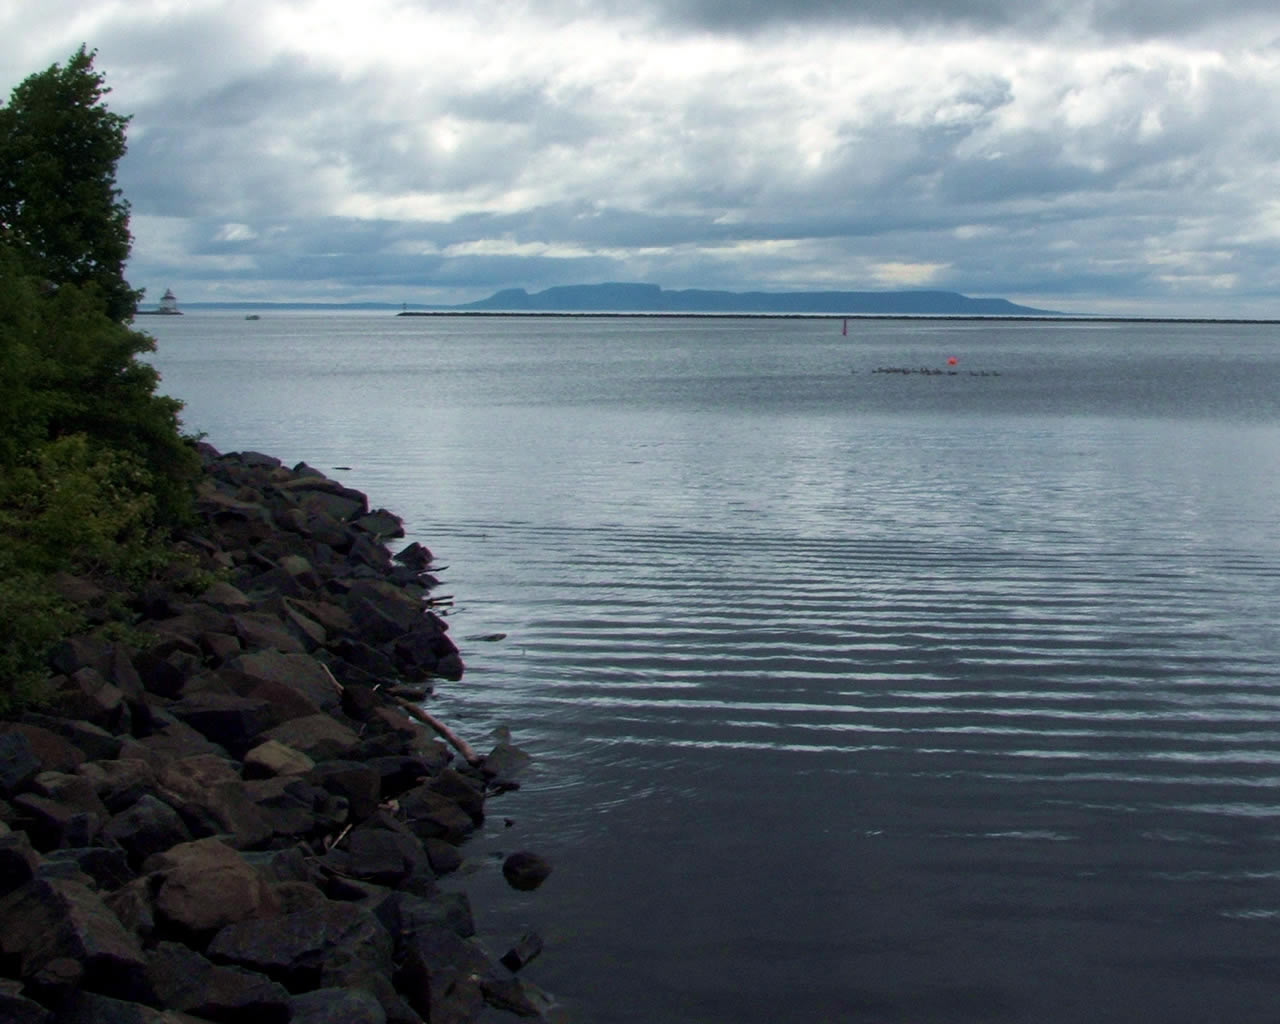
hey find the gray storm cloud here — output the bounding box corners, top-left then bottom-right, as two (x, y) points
(4, 0), (1279, 314)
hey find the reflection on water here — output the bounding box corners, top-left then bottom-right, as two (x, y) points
(146, 314), (1280, 1023)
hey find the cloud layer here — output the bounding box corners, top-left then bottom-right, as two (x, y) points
(4, 0), (1280, 314)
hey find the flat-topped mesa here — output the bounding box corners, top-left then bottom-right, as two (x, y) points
(0, 443), (554, 1024)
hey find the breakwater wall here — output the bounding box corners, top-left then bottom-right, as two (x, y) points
(0, 445), (554, 1023)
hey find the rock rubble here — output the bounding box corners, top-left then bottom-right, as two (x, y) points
(0, 445), (552, 1024)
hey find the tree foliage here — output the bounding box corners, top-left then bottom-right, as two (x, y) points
(0, 45), (139, 322)
(0, 49), (200, 711)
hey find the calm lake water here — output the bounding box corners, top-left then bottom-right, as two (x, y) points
(144, 313), (1280, 1023)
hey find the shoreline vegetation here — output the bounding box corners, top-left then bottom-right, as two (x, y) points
(2, 48), (554, 1024)
(1, 444), (558, 1024)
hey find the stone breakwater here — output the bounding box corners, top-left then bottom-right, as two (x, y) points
(0, 445), (555, 1024)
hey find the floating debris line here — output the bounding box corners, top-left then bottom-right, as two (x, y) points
(870, 366), (1002, 376)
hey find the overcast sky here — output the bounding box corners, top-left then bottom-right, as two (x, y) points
(4, 1), (1280, 315)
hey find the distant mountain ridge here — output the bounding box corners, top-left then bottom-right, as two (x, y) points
(451, 282), (1060, 316)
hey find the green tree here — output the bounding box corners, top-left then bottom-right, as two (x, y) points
(0, 46), (139, 322)
(0, 49), (202, 711)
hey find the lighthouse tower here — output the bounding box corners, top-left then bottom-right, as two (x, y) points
(158, 288), (180, 314)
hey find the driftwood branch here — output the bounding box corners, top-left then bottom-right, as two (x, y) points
(392, 696), (483, 767)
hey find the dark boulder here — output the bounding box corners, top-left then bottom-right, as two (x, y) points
(425, 768), (486, 826)
(308, 760), (381, 822)
(289, 987), (388, 1024)
(225, 650), (342, 714)
(76, 759), (159, 814)
(374, 889), (475, 944)
(243, 740), (315, 779)
(43, 847), (133, 891)
(261, 714), (362, 762)
(12, 791), (103, 852)
(20, 715), (122, 763)
(147, 837), (281, 941)
(393, 920), (491, 1024)
(325, 820), (429, 888)
(0, 986), (50, 1024)
(0, 730), (43, 796)
(166, 693), (279, 753)
(398, 785), (476, 846)
(103, 795), (192, 869)
(392, 542), (434, 570)
(501, 852), (552, 892)
(0, 829), (41, 897)
(481, 741), (532, 786)
(144, 940), (291, 1022)
(207, 902), (394, 995)
(499, 931), (544, 973)
(0, 877), (148, 1001)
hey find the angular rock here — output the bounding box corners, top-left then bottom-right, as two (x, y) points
(103, 878), (155, 944)
(243, 740), (315, 779)
(0, 987), (51, 1024)
(225, 650), (342, 714)
(43, 847), (133, 891)
(327, 822), (428, 888)
(352, 509), (404, 542)
(37, 990), (174, 1023)
(77, 759), (159, 814)
(207, 902), (394, 995)
(374, 889), (475, 944)
(0, 730), (42, 796)
(137, 713), (228, 762)
(398, 784), (476, 845)
(481, 742), (532, 786)
(308, 760), (381, 822)
(199, 630), (243, 665)
(343, 580), (425, 638)
(198, 580), (255, 613)
(392, 542), (433, 570)
(103, 794), (192, 869)
(280, 602), (327, 650)
(13, 790), (103, 852)
(148, 838), (281, 939)
(0, 829), (41, 897)
(287, 597), (354, 637)
(131, 649), (189, 700)
(289, 987), (387, 1024)
(499, 931), (544, 973)
(365, 753), (446, 800)
(425, 768), (486, 826)
(424, 838), (463, 877)
(20, 715), (122, 763)
(394, 920), (491, 1024)
(47, 635), (113, 678)
(346, 533), (394, 573)
(288, 482), (369, 523)
(262, 714), (361, 762)
(145, 941), (291, 1023)
(230, 612), (308, 654)
(3, 722), (85, 774)
(480, 974), (554, 1020)
(244, 776), (342, 841)
(166, 693), (279, 753)
(159, 758), (274, 850)
(0, 877), (147, 1000)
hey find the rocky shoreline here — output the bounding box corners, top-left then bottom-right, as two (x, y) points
(0, 445), (555, 1024)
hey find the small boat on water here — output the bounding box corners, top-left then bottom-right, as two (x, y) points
(245, 314), (261, 320)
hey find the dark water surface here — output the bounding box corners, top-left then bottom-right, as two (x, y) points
(145, 315), (1280, 1023)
